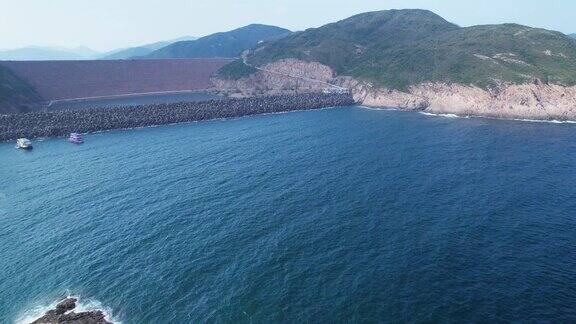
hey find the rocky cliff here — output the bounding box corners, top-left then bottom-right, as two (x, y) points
(348, 79), (576, 120)
(213, 59), (576, 121)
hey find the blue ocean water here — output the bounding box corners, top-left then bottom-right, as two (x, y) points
(1, 107), (575, 323)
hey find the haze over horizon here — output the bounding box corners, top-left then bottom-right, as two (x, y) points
(1, 0), (574, 51)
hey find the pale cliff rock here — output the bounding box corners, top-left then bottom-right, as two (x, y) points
(351, 80), (576, 120)
(212, 59), (576, 120)
(212, 59), (333, 97)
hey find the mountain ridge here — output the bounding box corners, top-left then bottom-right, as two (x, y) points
(143, 24), (291, 59)
(0, 46), (98, 61)
(224, 9), (576, 90)
(102, 36), (198, 60)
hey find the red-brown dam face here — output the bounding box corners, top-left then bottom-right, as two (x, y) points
(0, 58), (232, 101)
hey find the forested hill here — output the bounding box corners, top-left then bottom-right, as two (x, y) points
(144, 24), (291, 59)
(238, 9), (576, 90)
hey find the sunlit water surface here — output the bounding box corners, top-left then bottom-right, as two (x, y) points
(1, 107), (575, 323)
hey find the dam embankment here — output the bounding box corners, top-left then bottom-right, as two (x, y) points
(0, 59), (231, 101)
(0, 93), (355, 141)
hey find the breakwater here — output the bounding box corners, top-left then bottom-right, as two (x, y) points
(0, 93), (355, 141)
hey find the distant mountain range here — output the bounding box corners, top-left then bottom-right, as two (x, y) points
(0, 24), (291, 62)
(142, 24), (291, 59)
(0, 36), (197, 61)
(0, 46), (100, 61)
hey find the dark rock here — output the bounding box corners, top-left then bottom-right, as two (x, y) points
(55, 298), (77, 314)
(0, 93), (356, 141)
(29, 298), (112, 324)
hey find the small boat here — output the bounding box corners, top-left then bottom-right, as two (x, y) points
(69, 133), (84, 144)
(16, 138), (33, 150)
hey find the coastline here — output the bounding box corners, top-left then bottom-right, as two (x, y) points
(352, 81), (576, 122)
(214, 59), (576, 122)
(359, 106), (576, 124)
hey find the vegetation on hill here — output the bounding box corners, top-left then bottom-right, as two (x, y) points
(144, 24), (291, 59)
(215, 60), (258, 80)
(238, 9), (576, 90)
(0, 66), (42, 114)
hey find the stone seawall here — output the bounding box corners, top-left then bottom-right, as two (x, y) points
(0, 93), (355, 141)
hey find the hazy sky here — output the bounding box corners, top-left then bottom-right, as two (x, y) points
(1, 0), (573, 52)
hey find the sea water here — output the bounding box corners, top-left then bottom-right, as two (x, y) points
(1, 107), (575, 323)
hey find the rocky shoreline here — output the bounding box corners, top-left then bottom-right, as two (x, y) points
(214, 59), (576, 121)
(29, 298), (111, 324)
(344, 79), (576, 121)
(0, 93), (355, 141)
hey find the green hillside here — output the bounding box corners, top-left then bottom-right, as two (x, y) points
(0, 66), (43, 114)
(236, 9), (576, 90)
(145, 24), (291, 59)
(102, 36), (197, 60)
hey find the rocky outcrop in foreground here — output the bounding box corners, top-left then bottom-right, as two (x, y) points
(30, 298), (111, 324)
(0, 93), (355, 141)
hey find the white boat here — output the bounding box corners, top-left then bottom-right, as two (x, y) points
(16, 138), (33, 150)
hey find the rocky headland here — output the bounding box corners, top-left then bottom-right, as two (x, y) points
(29, 298), (111, 324)
(213, 59), (576, 121)
(214, 9), (576, 121)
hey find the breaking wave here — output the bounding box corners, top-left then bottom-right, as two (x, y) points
(359, 106), (576, 124)
(420, 111), (576, 124)
(419, 112), (465, 118)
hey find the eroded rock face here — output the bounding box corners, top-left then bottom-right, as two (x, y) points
(213, 59), (576, 121)
(212, 59), (334, 97)
(356, 82), (576, 120)
(29, 298), (112, 324)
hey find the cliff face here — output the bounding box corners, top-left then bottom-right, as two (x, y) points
(212, 59), (333, 96)
(343, 78), (576, 120)
(213, 59), (576, 121)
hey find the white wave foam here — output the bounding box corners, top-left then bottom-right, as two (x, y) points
(359, 106), (576, 124)
(15, 299), (56, 324)
(506, 117), (576, 124)
(419, 112), (468, 119)
(358, 105), (400, 111)
(16, 294), (121, 324)
(419, 111), (576, 124)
